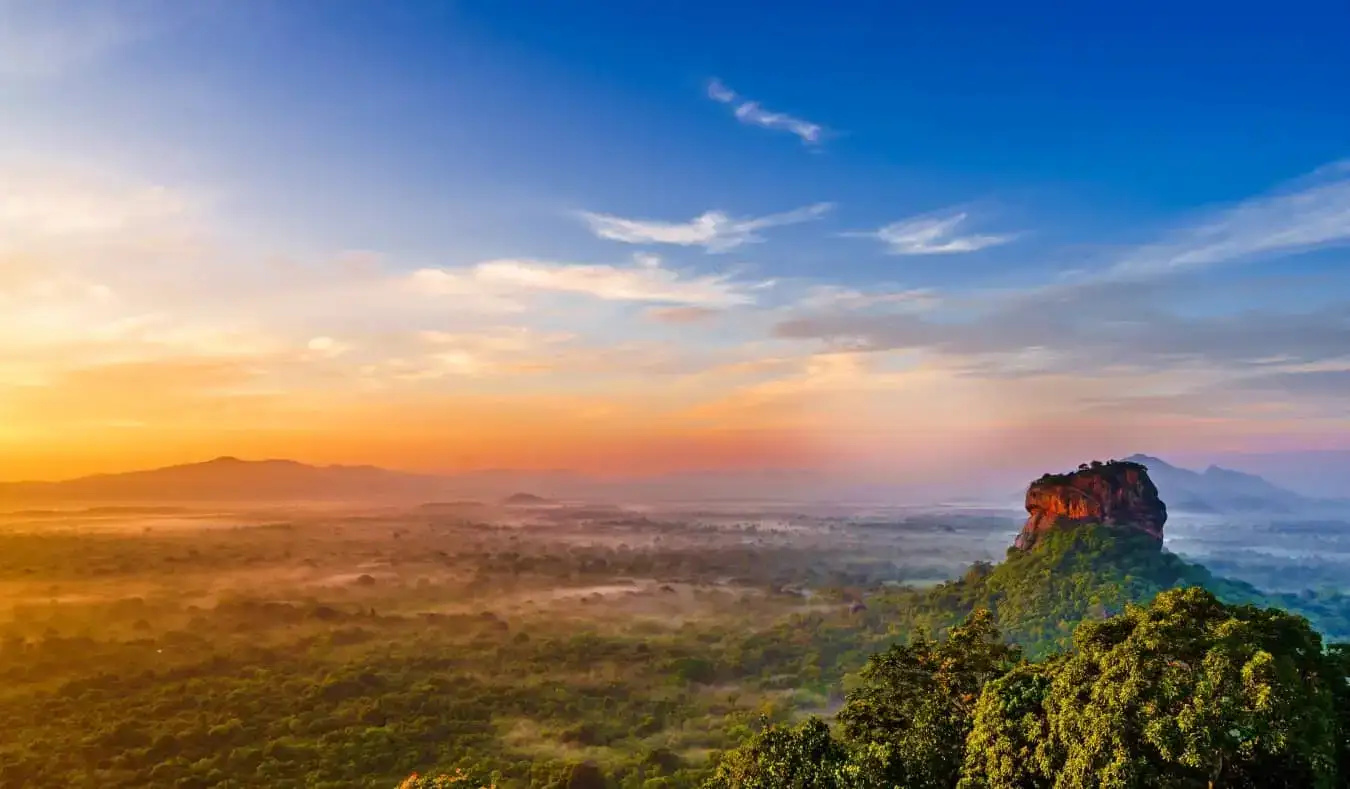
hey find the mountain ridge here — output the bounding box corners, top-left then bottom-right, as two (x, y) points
(1120, 452), (1337, 514)
(0, 457), (835, 505)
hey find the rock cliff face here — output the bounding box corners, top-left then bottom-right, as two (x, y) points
(1015, 460), (1167, 550)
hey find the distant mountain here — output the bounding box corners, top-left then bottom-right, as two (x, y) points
(0, 457), (457, 505)
(1121, 453), (1335, 515)
(1196, 450), (1350, 500)
(923, 459), (1350, 657)
(503, 492), (552, 506)
(0, 458), (842, 506)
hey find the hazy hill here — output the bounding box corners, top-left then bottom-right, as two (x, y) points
(0, 457), (457, 504)
(916, 460), (1350, 656)
(1123, 453), (1338, 515)
(502, 492), (553, 506)
(0, 459), (899, 507)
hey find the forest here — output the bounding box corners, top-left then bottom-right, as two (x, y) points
(703, 588), (1350, 788)
(0, 502), (1347, 788)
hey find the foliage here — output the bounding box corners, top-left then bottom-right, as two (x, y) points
(399, 769), (497, 788)
(963, 587), (1346, 789)
(836, 610), (1019, 788)
(895, 523), (1350, 657)
(714, 589), (1350, 789)
(3, 505), (1348, 788)
(702, 717), (891, 789)
(1032, 459), (1148, 487)
(957, 662), (1055, 789)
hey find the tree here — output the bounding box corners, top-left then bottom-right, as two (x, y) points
(1324, 644), (1350, 785)
(398, 769), (496, 788)
(958, 662), (1055, 789)
(961, 587), (1343, 789)
(836, 609), (1020, 788)
(564, 761), (607, 789)
(702, 717), (890, 789)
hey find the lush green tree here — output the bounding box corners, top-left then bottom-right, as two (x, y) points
(961, 587), (1343, 789)
(957, 662), (1055, 789)
(564, 761), (608, 789)
(701, 717), (890, 789)
(836, 609), (1020, 788)
(1324, 643), (1350, 785)
(398, 769), (496, 788)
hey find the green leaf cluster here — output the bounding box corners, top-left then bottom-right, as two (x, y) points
(710, 587), (1350, 789)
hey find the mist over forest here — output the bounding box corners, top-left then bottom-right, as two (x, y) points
(2, 455), (1347, 787)
(7, 1), (1350, 786)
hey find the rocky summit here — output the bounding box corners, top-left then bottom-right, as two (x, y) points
(1016, 459), (1168, 550)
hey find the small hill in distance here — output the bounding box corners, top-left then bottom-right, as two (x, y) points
(502, 492), (553, 506)
(0, 456), (457, 505)
(416, 500), (486, 510)
(1123, 452), (1341, 515)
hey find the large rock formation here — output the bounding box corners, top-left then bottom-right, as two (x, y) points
(1015, 460), (1167, 550)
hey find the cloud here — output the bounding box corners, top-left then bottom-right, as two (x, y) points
(577, 202), (832, 253)
(1228, 368), (1350, 400)
(795, 285), (941, 312)
(411, 254), (762, 307)
(847, 212), (1016, 255)
(0, 158), (197, 239)
(706, 78), (737, 103)
(771, 159), (1350, 426)
(0, 0), (158, 81)
(1107, 161), (1350, 277)
(706, 78), (826, 146)
(776, 277), (1350, 390)
(646, 306), (721, 325)
(304, 336), (351, 360)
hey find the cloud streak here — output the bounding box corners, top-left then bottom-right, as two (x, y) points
(1108, 161), (1350, 278)
(847, 212), (1016, 255)
(411, 254), (763, 307)
(577, 202), (832, 253)
(0, 0), (160, 81)
(706, 78), (826, 146)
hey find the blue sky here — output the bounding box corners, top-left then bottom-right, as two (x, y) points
(2, 0), (1349, 485)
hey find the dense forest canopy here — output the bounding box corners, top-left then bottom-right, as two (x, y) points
(701, 587), (1350, 789)
(2, 494), (1348, 788)
(400, 515), (1350, 788)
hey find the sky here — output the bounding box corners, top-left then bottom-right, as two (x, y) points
(2, 0), (1350, 489)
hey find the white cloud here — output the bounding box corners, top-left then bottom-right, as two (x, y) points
(411, 254), (764, 307)
(706, 78), (826, 146)
(1108, 160), (1350, 278)
(796, 285), (941, 312)
(707, 78), (737, 103)
(0, 162), (191, 237)
(577, 202), (832, 253)
(0, 0), (156, 81)
(849, 212), (1016, 255)
(304, 336), (351, 359)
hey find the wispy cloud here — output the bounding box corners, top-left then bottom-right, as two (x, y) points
(411, 253), (764, 307)
(0, 158), (192, 236)
(706, 78), (826, 146)
(0, 0), (159, 81)
(1108, 161), (1350, 278)
(577, 202), (832, 253)
(773, 160), (1350, 425)
(645, 306), (721, 324)
(795, 285), (941, 312)
(847, 212), (1017, 255)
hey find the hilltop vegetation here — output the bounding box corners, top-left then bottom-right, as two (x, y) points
(0, 504), (1001, 788)
(705, 588), (1350, 788)
(2, 495), (1348, 788)
(893, 524), (1350, 657)
(403, 519), (1350, 788)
